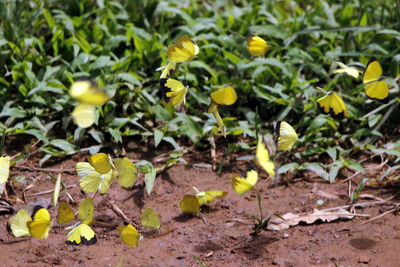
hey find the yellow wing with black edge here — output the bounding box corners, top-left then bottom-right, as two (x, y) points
(276, 121), (299, 151)
(247, 35), (270, 57)
(231, 170), (258, 196)
(160, 78), (188, 106)
(363, 58), (389, 101)
(255, 136), (275, 176)
(27, 207), (51, 239)
(118, 224), (140, 247)
(67, 223), (97, 246)
(317, 92), (349, 118)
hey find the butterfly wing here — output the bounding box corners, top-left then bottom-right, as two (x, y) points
(67, 224), (97, 246)
(255, 136), (275, 176)
(57, 201), (75, 225)
(140, 207), (161, 230)
(72, 103), (96, 128)
(177, 35), (199, 57)
(167, 45), (193, 62)
(118, 224), (140, 247)
(247, 35), (270, 57)
(77, 162), (114, 194)
(88, 153), (113, 174)
(69, 81), (109, 105)
(196, 190), (227, 206)
(0, 156), (10, 184)
(9, 209), (32, 237)
(27, 208), (51, 239)
(114, 157), (138, 188)
(277, 121), (298, 151)
(363, 59), (389, 101)
(317, 92), (348, 118)
(231, 170), (258, 196)
(210, 86), (237, 106)
(160, 61), (177, 79)
(160, 78), (188, 106)
(78, 197), (94, 225)
(179, 195), (200, 214)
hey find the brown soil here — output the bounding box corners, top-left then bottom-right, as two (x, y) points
(1, 145), (400, 267)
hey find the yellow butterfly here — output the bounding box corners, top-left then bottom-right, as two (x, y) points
(363, 58), (389, 101)
(9, 209), (32, 237)
(276, 121), (298, 151)
(332, 62), (360, 79)
(140, 207), (161, 230)
(69, 80), (109, 105)
(71, 103), (96, 128)
(88, 153), (113, 174)
(78, 197), (95, 225)
(67, 223), (97, 246)
(255, 136), (275, 177)
(194, 189), (227, 206)
(114, 157), (138, 188)
(317, 92), (349, 118)
(118, 224), (140, 247)
(231, 170), (258, 196)
(0, 156), (10, 193)
(57, 201), (75, 225)
(247, 35), (270, 57)
(167, 35), (199, 62)
(160, 78), (188, 106)
(27, 207), (51, 239)
(179, 195), (200, 214)
(76, 162), (114, 194)
(159, 61), (177, 79)
(210, 86), (238, 106)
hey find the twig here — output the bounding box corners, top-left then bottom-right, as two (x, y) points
(361, 207), (398, 224)
(108, 200), (138, 227)
(341, 159), (389, 183)
(13, 166), (75, 173)
(321, 193), (398, 212)
(25, 184), (77, 197)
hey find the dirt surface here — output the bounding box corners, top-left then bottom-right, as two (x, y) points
(1, 142), (400, 267)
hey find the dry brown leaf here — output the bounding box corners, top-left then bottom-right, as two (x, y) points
(268, 208), (356, 231)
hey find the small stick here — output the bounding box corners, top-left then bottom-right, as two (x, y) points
(14, 166), (75, 173)
(25, 184), (77, 197)
(361, 207), (398, 224)
(108, 200), (138, 227)
(321, 194), (398, 212)
(341, 159), (389, 183)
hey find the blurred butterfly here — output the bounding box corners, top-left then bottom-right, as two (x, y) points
(57, 201), (75, 225)
(231, 170), (258, 196)
(0, 156), (10, 193)
(9, 209), (32, 237)
(76, 161), (114, 194)
(255, 136), (275, 177)
(276, 121), (298, 151)
(140, 207), (161, 230)
(247, 35), (270, 57)
(193, 187), (227, 206)
(66, 198), (96, 246)
(27, 207), (51, 239)
(114, 157), (138, 188)
(69, 80), (109, 106)
(167, 35), (199, 62)
(160, 78), (188, 106)
(159, 61), (178, 79)
(179, 195), (200, 214)
(317, 92), (349, 118)
(332, 62), (360, 79)
(363, 58), (389, 101)
(71, 103), (96, 128)
(118, 224), (140, 247)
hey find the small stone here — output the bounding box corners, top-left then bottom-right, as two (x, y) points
(358, 256), (370, 264)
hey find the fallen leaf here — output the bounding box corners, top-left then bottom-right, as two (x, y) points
(268, 208), (356, 231)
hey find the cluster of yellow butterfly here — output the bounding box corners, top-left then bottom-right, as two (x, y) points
(76, 153), (138, 194)
(179, 187), (227, 214)
(317, 58), (390, 118)
(9, 196), (161, 247)
(69, 80), (109, 128)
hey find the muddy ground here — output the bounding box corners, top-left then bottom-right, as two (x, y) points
(0, 139), (399, 267)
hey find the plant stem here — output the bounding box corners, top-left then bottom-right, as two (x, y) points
(256, 192), (263, 223)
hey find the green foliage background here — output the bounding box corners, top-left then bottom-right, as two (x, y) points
(0, 0), (399, 181)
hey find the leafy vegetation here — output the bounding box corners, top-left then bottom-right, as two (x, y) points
(1, 0), (399, 181)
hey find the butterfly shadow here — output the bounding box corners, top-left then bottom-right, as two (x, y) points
(233, 234), (279, 260)
(123, 184), (145, 209)
(173, 213), (198, 222)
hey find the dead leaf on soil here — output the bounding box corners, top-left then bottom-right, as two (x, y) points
(267, 208), (360, 231)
